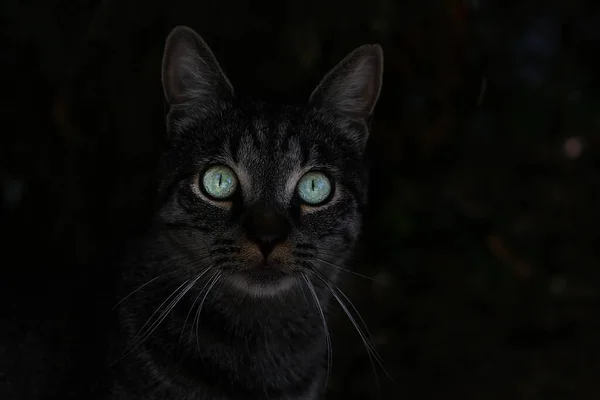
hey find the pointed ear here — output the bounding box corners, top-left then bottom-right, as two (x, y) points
(161, 26), (234, 106)
(309, 44), (383, 121)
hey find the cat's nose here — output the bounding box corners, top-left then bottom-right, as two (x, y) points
(243, 210), (291, 258)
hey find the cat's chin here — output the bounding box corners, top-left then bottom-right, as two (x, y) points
(227, 269), (299, 298)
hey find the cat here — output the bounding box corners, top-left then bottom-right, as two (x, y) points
(100, 25), (383, 400)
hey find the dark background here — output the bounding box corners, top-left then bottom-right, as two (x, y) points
(2, 0), (600, 399)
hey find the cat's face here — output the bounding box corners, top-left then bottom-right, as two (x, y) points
(156, 26), (383, 297)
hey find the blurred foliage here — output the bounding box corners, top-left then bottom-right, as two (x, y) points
(2, 0), (600, 399)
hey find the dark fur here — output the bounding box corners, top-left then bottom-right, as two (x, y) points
(100, 26), (383, 400)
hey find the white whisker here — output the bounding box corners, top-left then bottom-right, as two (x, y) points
(306, 268), (393, 388)
(193, 271), (223, 353)
(113, 272), (174, 310)
(314, 256), (380, 283)
(177, 268), (214, 349)
(301, 273), (333, 390)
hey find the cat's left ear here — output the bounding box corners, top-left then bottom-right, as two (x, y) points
(309, 44), (383, 122)
(162, 26), (234, 106)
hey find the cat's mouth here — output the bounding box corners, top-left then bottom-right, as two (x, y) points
(222, 240), (302, 296)
(236, 267), (289, 282)
(227, 269), (298, 297)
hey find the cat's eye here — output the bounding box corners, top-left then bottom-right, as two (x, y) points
(296, 172), (332, 205)
(202, 165), (238, 200)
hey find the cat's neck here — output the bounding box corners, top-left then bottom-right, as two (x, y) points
(113, 273), (329, 400)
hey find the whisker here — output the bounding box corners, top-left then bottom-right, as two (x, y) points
(334, 287), (375, 343)
(113, 251), (213, 310)
(177, 268), (214, 350)
(314, 256), (380, 283)
(206, 269), (231, 309)
(325, 280), (386, 366)
(134, 278), (191, 342)
(307, 271), (382, 392)
(185, 269), (220, 346)
(127, 263), (212, 356)
(110, 278), (191, 366)
(129, 276), (200, 352)
(112, 271), (175, 310)
(193, 271), (223, 353)
(301, 273), (333, 391)
(305, 269), (393, 386)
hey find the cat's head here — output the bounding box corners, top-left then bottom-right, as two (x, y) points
(155, 26), (382, 297)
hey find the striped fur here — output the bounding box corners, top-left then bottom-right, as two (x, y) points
(105, 26), (383, 400)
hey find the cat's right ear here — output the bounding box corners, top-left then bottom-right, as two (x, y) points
(309, 44), (383, 122)
(162, 26), (234, 106)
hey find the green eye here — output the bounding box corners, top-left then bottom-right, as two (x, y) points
(297, 172), (332, 205)
(202, 165), (238, 199)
